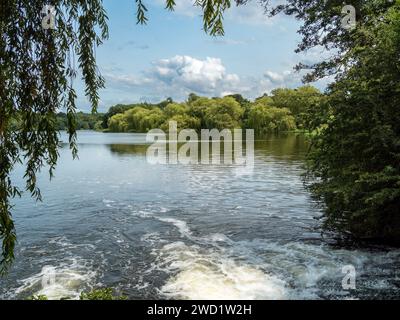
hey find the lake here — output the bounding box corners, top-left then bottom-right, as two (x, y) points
(1, 131), (399, 299)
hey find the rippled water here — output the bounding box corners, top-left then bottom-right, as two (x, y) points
(1, 131), (399, 300)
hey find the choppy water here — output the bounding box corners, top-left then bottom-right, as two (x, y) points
(1, 131), (399, 300)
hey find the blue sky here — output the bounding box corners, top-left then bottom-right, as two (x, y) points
(75, 0), (328, 112)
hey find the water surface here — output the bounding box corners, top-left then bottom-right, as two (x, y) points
(1, 131), (399, 300)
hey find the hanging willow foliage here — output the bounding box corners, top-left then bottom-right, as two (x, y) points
(0, 0), (248, 274)
(0, 0), (109, 274)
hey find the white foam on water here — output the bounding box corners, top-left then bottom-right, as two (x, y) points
(157, 242), (286, 300)
(206, 233), (231, 243)
(229, 240), (389, 299)
(157, 217), (192, 238)
(13, 258), (97, 300)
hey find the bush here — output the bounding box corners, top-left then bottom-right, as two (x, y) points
(28, 288), (127, 301)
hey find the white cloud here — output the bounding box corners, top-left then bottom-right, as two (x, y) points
(151, 55), (239, 94)
(102, 55), (313, 102)
(104, 55), (243, 99)
(103, 73), (153, 87)
(264, 70), (294, 84)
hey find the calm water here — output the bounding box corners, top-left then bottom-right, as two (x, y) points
(1, 131), (399, 300)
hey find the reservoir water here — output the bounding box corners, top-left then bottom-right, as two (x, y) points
(1, 131), (399, 299)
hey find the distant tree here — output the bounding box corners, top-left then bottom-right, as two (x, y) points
(157, 97), (174, 109)
(164, 103), (190, 117)
(270, 86), (323, 129)
(161, 114), (201, 132)
(108, 107), (165, 132)
(224, 94), (249, 106)
(247, 104), (296, 134)
(102, 104), (136, 128)
(187, 93), (201, 104)
(203, 97), (244, 130)
(108, 113), (129, 132)
(255, 94), (274, 107)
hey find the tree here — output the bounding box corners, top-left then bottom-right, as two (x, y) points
(0, 0), (246, 273)
(224, 94), (249, 106)
(108, 113), (129, 132)
(305, 3), (400, 241)
(161, 114), (201, 132)
(102, 104), (137, 129)
(201, 97), (244, 130)
(247, 104), (296, 134)
(269, 86), (323, 129)
(263, 0), (396, 82)
(108, 107), (165, 132)
(157, 97), (173, 109)
(164, 103), (190, 117)
(187, 93), (200, 104)
(254, 94), (273, 106)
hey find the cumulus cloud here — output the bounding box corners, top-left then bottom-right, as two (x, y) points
(264, 70), (294, 84)
(104, 55), (243, 99)
(151, 55), (240, 94)
(102, 55), (314, 102)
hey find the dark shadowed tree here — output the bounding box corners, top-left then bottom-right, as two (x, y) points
(259, 0), (400, 241)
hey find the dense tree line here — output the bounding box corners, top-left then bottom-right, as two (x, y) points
(102, 86), (322, 134)
(56, 112), (104, 131)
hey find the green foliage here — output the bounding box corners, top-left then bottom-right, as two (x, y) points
(102, 104), (139, 128)
(157, 97), (174, 109)
(264, 0), (397, 82)
(305, 2), (400, 241)
(0, 0), (109, 274)
(102, 90), (324, 135)
(187, 93), (201, 103)
(28, 288), (126, 300)
(56, 112), (104, 131)
(224, 94), (250, 107)
(164, 103), (190, 117)
(135, 0), (247, 36)
(80, 288), (127, 300)
(29, 295), (48, 301)
(269, 86), (324, 129)
(248, 104), (296, 134)
(161, 114), (201, 132)
(108, 113), (130, 132)
(108, 106), (165, 132)
(201, 97), (244, 130)
(105, 95), (250, 132)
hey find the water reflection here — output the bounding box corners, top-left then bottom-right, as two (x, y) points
(105, 133), (308, 163)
